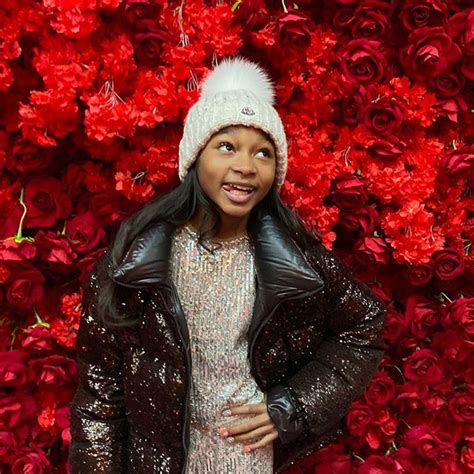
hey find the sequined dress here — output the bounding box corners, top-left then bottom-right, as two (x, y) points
(169, 223), (274, 473)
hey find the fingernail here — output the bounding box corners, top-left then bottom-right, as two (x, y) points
(220, 430), (228, 437)
(222, 409), (232, 417)
(243, 446), (251, 453)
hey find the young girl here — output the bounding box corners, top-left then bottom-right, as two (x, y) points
(68, 57), (388, 473)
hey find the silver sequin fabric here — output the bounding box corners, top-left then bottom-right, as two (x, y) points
(169, 224), (274, 473)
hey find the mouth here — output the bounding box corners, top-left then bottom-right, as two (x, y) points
(221, 183), (256, 204)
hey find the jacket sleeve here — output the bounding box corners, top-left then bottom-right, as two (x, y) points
(68, 261), (127, 473)
(266, 241), (388, 443)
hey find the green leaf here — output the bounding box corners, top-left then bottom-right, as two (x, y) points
(231, 0), (241, 12)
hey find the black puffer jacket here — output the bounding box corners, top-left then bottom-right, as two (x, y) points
(68, 209), (387, 473)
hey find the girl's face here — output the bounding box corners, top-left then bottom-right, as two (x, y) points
(195, 125), (277, 228)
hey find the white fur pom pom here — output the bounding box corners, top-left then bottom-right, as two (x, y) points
(200, 55), (275, 105)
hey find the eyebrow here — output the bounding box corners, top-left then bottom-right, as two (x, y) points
(214, 126), (273, 146)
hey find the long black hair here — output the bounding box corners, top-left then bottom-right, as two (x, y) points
(95, 162), (322, 328)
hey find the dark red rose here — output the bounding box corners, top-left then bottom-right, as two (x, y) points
(403, 262), (434, 286)
(429, 70), (466, 98)
(77, 248), (107, 286)
(233, 0), (269, 28)
(403, 425), (456, 467)
(34, 230), (77, 275)
(383, 308), (404, 345)
(65, 211), (105, 254)
(5, 140), (53, 176)
(89, 192), (133, 224)
(0, 430), (19, 461)
(332, 3), (357, 31)
(307, 444), (351, 473)
(357, 454), (399, 473)
(123, 0), (163, 29)
(367, 134), (407, 160)
(351, 1), (394, 40)
(399, 0), (448, 31)
(338, 205), (379, 236)
(399, 27), (463, 82)
(11, 448), (52, 474)
(403, 348), (444, 383)
(0, 394), (36, 431)
(132, 20), (176, 67)
(443, 297), (474, 343)
(6, 265), (45, 309)
(441, 145), (474, 176)
(19, 326), (55, 353)
(354, 236), (391, 265)
(405, 295), (440, 339)
(346, 400), (373, 436)
(461, 441), (474, 472)
(363, 101), (403, 134)
(448, 393), (474, 423)
(338, 91), (366, 125)
(341, 39), (386, 85)
(331, 176), (369, 210)
(448, 10), (474, 81)
(432, 248), (465, 280)
(364, 371), (396, 405)
(277, 8), (313, 47)
(395, 381), (429, 412)
(0, 239), (37, 262)
(23, 176), (72, 229)
(432, 330), (471, 368)
(0, 351), (30, 389)
(29, 355), (77, 388)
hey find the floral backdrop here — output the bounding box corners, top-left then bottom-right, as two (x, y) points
(0, 0), (473, 472)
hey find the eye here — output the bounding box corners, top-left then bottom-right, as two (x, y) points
(257, 148), (273, 159)
(217, 142), (234, 153)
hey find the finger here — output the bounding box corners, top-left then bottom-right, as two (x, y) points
(242, 432), (279, 452)
(221, 412), (270, 435)
(232, 424), (275, 443)
(226, 402), (266, 416)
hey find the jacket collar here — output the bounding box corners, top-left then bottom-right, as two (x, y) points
(111, 208), (325, 337)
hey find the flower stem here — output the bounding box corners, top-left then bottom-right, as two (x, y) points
(281, 0), (288, 13)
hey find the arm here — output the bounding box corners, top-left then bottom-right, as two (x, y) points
(266, 242), (388, 443)
(68, 260), (127, 473)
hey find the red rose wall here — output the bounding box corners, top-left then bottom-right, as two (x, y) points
(0, 0), (473, 472)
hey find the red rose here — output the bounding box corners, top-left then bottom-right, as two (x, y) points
(29, 355), (77, 388)
(354, 236), (390, 265)
(232, 0), (269, 28)
(6, 265), (45, 309)
(23, 176), (72, 229)
(432, 329), (471, 365)
(332, 4), (356, 31)
(338, 90), (366, 125)
(443, 298), (474, 344)
(34, 230), (77, 275)
(403, 348), (444, 383)
(122, 0), (163, 29)
(432, 248), (465, 280)
(363, 101), (403, 134)
(351, 1), (394, 40)
(0, 394), (36, 431)
(65, 211), (105, 254)
(0, 239), (37, 262)
(383, 308), (404, 345)
(400, 27), (463, 82)
(448, 393), (474, 423)
(357, 454), (399, 473)
(277, 8), (313, 47)
(77, 248), (107, 286)
(338, 205), (379, 237)
(341, 39), (386, 84)
(399, 0), (448, 31)
(403, 262), (434, 286)
(346, 400), (373, 437)
(364, 371), (396, 406)
(307, 444), (351, 473)
(0, 430), (19, 461)
(441, 145), (474, 176)
(331, 176), (369, 210)
(5, 139), (53, 176)
(19, 327), (55, 353)
(429, 70), (466, 98)
(395, 381), (429, 412)
(461, 440), (474, 471)
(132, 20), (176, 67)
(11, 448), (52, 474)
(0, 351), (30, 389)
(448, 10), (474, 80)
(405, 295), (440, 339)
(367, 134), (407, 160)
(404, 425), (456, 466)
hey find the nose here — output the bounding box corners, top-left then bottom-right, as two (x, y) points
(231, 151), (257, 175)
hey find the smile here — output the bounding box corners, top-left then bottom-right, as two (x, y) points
(222, 183), (256, 204)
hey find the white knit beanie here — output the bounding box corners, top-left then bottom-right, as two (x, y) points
(178, 56), (288, 191)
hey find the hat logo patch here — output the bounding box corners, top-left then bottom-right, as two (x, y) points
(241, 106), (255, 116)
